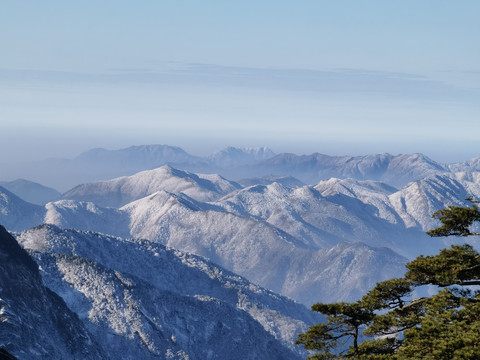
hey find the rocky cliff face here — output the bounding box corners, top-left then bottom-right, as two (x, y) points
(0, 225), (105, 359)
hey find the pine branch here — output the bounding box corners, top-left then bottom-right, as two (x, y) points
(438, 280), (480, 287)
(400, 297), (430, 308)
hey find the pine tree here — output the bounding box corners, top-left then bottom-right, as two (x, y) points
(295, 301), (373, 359)
(297, 203), (480, 359)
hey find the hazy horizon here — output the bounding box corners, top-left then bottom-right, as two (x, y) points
(1, 139), (478, 166)
(2, 1), (480, 165)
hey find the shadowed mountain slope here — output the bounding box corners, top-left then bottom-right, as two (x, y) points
(17, 225), (321, 359)
(0, 225), (105, 359)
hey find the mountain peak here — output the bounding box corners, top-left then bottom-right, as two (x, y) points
(62, 165), (241, 207)
(208, 146), (276, 167)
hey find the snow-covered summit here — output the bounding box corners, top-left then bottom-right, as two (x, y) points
(62, 165), (241, 207)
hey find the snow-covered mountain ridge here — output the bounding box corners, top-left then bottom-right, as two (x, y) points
(59, 167), (480, 255)
(4, 166), (480, 304)
(16, 225), (320, 359)
(62, 165), (241, 207)
(6, 143), (480, 191)
(243, 152), (448, 187)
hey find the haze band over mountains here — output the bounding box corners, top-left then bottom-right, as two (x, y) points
(1, 144), (472, 192)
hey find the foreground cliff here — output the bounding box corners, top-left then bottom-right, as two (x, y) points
(0, 225), (105, 359)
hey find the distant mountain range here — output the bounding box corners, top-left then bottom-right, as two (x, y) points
(5, 144), (480, 191)
(0, 179), (60, 205)
(2, 145), (273, 191)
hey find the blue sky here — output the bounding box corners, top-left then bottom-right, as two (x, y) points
(1, 1), (480, 163)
